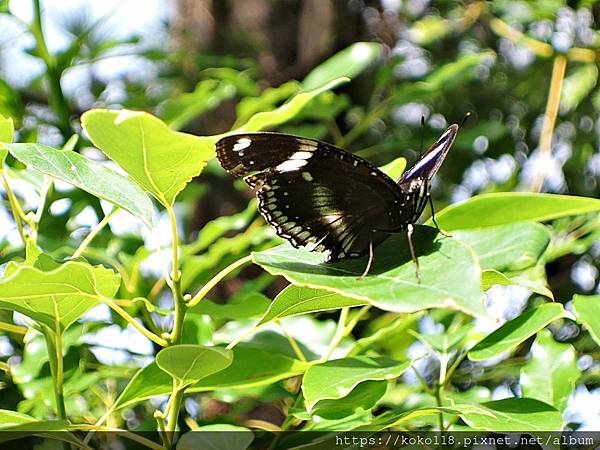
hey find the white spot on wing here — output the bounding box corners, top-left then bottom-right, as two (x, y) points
(233, 138), (251, 152)
(291, 151), (313, 160)
(276, 159), (308, 172)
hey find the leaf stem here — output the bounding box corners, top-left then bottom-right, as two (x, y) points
(98, 296), (168, 347)
(167, 206), (180, 283)
(30, 0), (72, 138)
(187, 254), (254, 308)
(277, 322), (307, 362)
(321, 307), (349, 362)
(1, 167), (27, 243)
(44, 329), (67, 421)
(72, 206), (120, 258)
(531, 54), (567, 192)
(166, 384), (185, 435)
(0, 320), (28, 335)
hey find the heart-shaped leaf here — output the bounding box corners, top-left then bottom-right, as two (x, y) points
(81, 109), (213, 207)
(302, 356), (410, 412)
(432, 193), (600, 231)
(156, 344), (233, 387)
(0, 260), (120, 332)
(468, 303), (566, 361)
(257, 285), (367, 327)
(5, 143), (154, 227)
(572, 294), (600, 346)
(253, 226), (487, 319)
(520, 330), (580, 412)
(112, 346), (307, 410)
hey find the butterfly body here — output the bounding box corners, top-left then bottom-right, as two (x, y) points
(216, 125), (458, 265)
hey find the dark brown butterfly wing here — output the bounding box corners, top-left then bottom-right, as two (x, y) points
(216, 133), (409, 261)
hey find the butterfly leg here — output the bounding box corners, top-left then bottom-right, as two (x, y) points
(359, 239), (375, 278)
(407, 224), (421, 283)
(428, 194), (451, 237)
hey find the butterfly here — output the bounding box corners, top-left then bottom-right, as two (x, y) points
(216, 122), (461, 278)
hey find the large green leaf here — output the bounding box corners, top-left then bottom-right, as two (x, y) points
(6, 143), (154, 227)
(113, 346), (307, 410)
(253, 226), (487, 318)
(452, 398), (563, 431)
(0, 260), (120, 332)
(0, 113), (13, 165)
(310, 381), (388, 420)
(302, 43), (381, 91)
(257, 285), (367, 327)
(468, 303), (566, 361)
(520, 330), (580, 412)
(364, 399), (562, 432)
(156, 345), (233, 388)
(453, 222), (550, 271)
(177, 425), (253, 450)
(302, 356), (410, 412)
(81, 109), (213, 207)
(572, 294), (600, 346)
(432, 193), (600, 231)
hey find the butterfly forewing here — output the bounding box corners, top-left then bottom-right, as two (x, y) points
(216, 133), (409, 261)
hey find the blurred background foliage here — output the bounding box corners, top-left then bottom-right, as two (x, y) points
(1, 0), (600, 435)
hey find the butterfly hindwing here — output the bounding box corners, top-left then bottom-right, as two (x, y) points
(216, 133), (410, 261)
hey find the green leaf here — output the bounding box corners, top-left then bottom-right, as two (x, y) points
(572, 294), (600, 346)
(235, 81), (300, 126)
(432, 193), (600, 231)
(311, 380), (387, 420)
(560, 64), (598, 113)
(177, 425), (253, 450)
(226, 78), (349, 135)
(0, 260), (120, 332)
(453, 222), (550, 271)
(451, 398), (563, 431)
(5, 143), (154, 227)
(156, 345), (233, 387)
(81, 109), (213, 207)
(113, 346), (307, 409)
(257, 285), (367, 327)
(0, 112), (14, 164)
(191, 293), (271, 320)
(520, 330), (580, 412)
(253, 226), (487, 319)
(379, 157), (407, 181)
(302, 356), (410, 412)
(468, 303), (566, 361)
(481, 269), (553, 299)
(302, 43), (381, 91)
(409, 15), (451, 45)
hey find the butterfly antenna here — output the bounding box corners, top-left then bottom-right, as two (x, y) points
(419, 115), (425, 157)
(459, 112), (472, 129)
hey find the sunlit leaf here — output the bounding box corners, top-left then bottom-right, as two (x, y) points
(257, 285), (367, 327)
(253, 226), (487, 319)
(302, 357), (410, 412)
(302, 43), (381, 91)
(5, 143), (154, 227)
(81, 109), (213, 207)
(520, 330), (580, 412)
(572, 294), (600, 346)
(0, 112), (14, 164)
(379, 157), (407, 181)
(432, 193), (600, 231)
(468, 303), (566, 361)
(453, 222), (550, 271)
(0, 260), (120, 332)
(481, 269), (553, 299)
(156, 345), (233, 387)
(560, 64), (598, 113)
